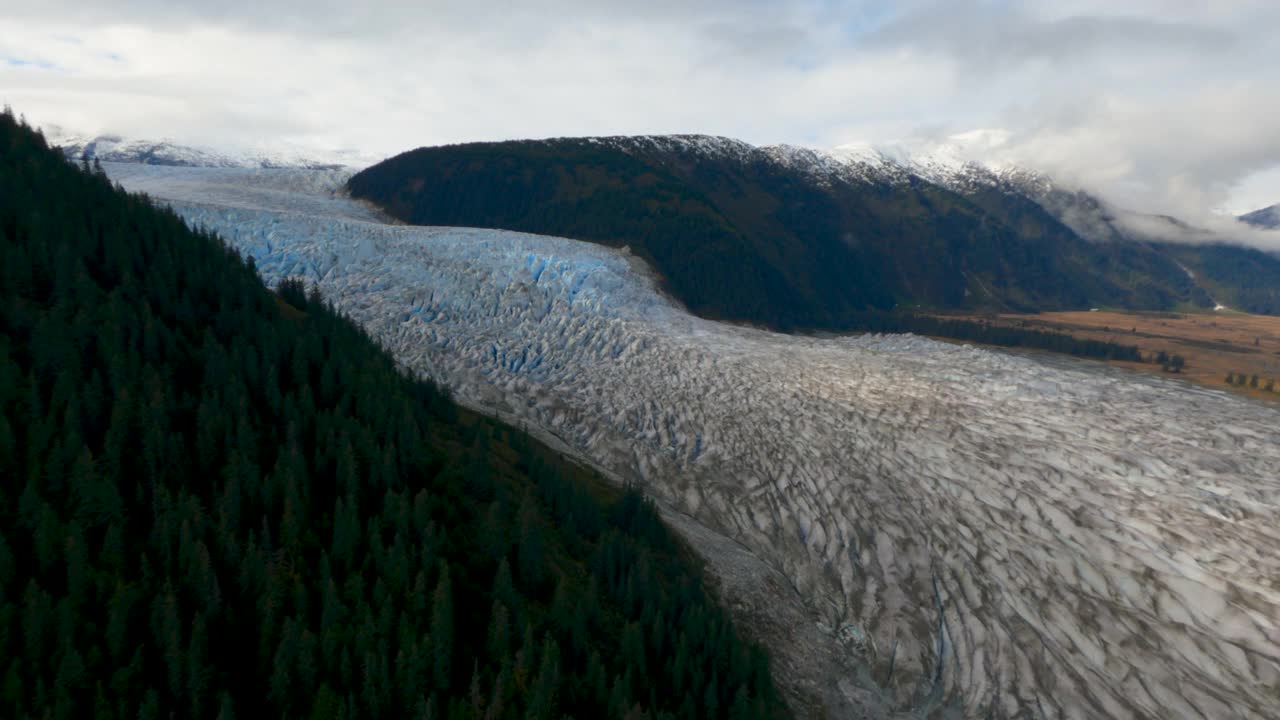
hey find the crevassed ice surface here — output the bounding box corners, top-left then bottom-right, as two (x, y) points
(106, 163), (1280, 719)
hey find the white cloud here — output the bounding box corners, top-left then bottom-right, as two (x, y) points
(1, 1), (1277, 218)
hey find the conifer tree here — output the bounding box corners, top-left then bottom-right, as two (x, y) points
(431, 563), (454, 692)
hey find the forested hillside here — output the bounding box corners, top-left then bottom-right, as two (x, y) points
(0, 110), (785, 720)
(347, 136), (1208, 331)
(1160, 243), (1280, 315)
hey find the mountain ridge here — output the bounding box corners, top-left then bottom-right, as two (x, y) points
(609, 132), (1280, 317)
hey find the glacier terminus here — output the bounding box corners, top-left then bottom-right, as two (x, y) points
(106, 162), (1280, 719)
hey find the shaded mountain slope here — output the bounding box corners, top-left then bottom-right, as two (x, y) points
(1004, 188), (1280, 315)
(0, 113), (785, 720)
(870, 150), (1280, 316)
(1160, 242), (1280, 314)
(916, 168), (1212, 310)
(1031, 197), (1280, 315)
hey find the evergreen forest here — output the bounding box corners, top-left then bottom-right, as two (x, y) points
(0, 109), (787, 720)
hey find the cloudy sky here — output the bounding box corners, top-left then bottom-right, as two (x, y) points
(2, 0), (1278, 216)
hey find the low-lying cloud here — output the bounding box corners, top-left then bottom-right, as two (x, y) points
(1112, 209), (1280, 253)
(2, 1), (1277, 223)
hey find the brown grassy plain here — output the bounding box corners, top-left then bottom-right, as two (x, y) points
(959, 310), (1280, 401)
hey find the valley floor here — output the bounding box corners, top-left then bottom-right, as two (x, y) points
(958, 310), (1280, 401)
(104, 162), (1280, 720)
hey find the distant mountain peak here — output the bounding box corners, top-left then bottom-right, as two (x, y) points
(41, 125), (380, 170)
(1240, 203), (1280, 229)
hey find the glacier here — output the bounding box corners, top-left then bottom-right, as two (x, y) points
(105, 161), (1280, 719)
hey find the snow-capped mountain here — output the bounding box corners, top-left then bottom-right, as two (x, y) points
(43, 125), (380, 170)
(816, 133), (1280, 314)
(535, 133), (912, 187)
(826, 131), (1280, 248)
(709, 131), (1145, 248)
(516, 131), (1214, 249)
(829, 131), (1148, 243)
(576, 132), (1002, 191)
(1240, 202), (1280, 229)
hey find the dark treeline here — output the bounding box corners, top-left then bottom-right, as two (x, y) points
(1226, 371), (1278, 393)
(845, 313), (1145, 362)
(0, 110), (786, 719)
